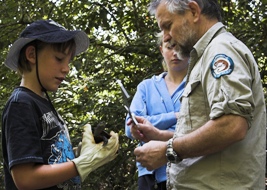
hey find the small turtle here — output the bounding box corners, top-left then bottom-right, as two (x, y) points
(92, 122), (111, 146)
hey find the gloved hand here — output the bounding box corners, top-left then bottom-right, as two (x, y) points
(73, 141), (82, 157)
(72, 124), (119, 182)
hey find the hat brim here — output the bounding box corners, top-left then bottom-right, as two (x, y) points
(5, 30), (89, 71)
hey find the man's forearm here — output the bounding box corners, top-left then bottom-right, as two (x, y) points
(157, 130), (174, 141)
(172, 114), (248, 159)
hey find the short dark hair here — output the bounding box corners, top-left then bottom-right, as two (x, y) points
(18, 39), (76, 74)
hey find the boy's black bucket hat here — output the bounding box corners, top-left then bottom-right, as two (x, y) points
(5, 19), (89, 71)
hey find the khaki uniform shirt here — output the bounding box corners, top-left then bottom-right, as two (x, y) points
(168, 22), (266, 189)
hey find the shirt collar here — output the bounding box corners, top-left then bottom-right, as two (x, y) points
(193, 22), (226, 59)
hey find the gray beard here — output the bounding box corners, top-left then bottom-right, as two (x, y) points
(168, 39), (191, 60)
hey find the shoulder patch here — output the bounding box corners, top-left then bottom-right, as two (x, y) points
(210, 54), (234, 79)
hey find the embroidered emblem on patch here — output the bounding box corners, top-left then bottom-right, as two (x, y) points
(210, 54), (234, 79)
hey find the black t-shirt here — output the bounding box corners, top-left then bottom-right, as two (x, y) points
(1, 87), (81, 189)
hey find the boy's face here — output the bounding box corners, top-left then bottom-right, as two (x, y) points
(36, 45), (72, 92)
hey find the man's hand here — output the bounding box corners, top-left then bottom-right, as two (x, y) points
(131, 116), (162, 142)
(126, 117), (148, 142)
(127, 116), (173, 142)
(134, 140), (168, 171)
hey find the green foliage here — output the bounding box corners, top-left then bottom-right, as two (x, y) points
(0, 0), (266, 189)
(222, 0), (267, 89)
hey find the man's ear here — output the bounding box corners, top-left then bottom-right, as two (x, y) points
(188, 1), (201, 22)
(25, 45), (36, 64)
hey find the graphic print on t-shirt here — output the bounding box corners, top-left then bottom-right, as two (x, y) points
(41, 111), (81, 189)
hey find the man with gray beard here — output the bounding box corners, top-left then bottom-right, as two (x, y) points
(131, 0), (266, 189)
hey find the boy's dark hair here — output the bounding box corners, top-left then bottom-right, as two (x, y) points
(18, 39), (76, 74)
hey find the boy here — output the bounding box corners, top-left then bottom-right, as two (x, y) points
(2, 19), (119, 190)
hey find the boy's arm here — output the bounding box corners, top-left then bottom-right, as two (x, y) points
(11, 162), (78, 189)
(11, 124), (119, 189)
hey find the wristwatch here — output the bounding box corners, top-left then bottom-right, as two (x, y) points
(166, 138), (182, 163)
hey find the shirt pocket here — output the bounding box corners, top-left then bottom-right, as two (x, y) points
(176, 78), (210, 136)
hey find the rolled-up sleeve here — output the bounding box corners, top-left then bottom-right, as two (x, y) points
(204, 40), (255, 127)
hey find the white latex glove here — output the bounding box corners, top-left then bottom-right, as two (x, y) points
(72, 124), (119, 182)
